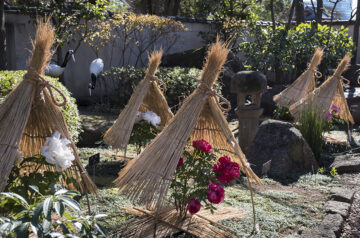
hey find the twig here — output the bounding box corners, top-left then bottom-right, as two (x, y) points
(247, 177), (257, 233)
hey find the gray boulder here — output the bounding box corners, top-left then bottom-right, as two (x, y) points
(330, 154), (360, 174)
(246, 119), (319, 178)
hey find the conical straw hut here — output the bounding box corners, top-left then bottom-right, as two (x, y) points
(289, 55), (354, 124)
(0, 19), (97, 193)
(115, 39), (261, 209)
(104, 50), (173, 150)
(273, 48), (323, 107)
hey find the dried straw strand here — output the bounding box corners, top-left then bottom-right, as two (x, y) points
(104, 50), (163, 149)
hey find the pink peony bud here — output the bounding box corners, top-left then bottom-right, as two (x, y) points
(207, 181), (225, 204)
(187, 198), (201, 215)
(192, 139), (213, 153)
(177, 157), (184, 168)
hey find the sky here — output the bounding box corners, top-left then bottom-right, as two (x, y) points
(304, 0), (355, 20)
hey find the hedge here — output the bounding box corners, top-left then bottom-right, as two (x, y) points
(100, 66), (222, 110)
(0, 70), (82, 143)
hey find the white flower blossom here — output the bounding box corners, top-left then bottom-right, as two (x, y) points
(142, 110), (161, 126)
(135, 110), (161, 127)
(40, 131), (75, 172)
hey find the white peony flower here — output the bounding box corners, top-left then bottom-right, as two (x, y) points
(134, 111), (143, 124)
(142, 110), (161, 127)
(40, 131), (75, 172)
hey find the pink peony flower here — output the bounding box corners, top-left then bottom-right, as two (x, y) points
(187, 198), (201, 215)
(207, 181), (225, 204)
(192, 139), (213, 153)
(330, 104), (341, 114)
(177, 157), (184, 168)
(326, 111), (333, 122)
(213, 156), (240, 184)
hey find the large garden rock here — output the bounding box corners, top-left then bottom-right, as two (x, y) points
(330, 187), (355, 203)
(246, 119), (318, 178)
(325, 201), (351, 218)
(330, 154), (360, 174)
(320, 213), (344, 237)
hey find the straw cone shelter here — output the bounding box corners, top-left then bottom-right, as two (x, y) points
(0, 19), (97, 193)
(115, 39), (261, 209)
(289, 55), (354, 124)
(104, 50), (173, 150)
(273, 48), (323, 107)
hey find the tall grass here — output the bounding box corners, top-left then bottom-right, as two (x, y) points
(297, 102), (325, 160)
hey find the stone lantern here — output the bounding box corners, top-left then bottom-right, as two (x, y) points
(231, 71), (267, 152)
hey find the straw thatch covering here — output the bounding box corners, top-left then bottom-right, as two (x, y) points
(191, 99), (241, 163)
(117, 206), (242, 238)
(0, 19), (97, 193)
(289, 55), (354, 124)
(104, 50), (173, 150)
(273, 48), (323, 107)
(114, 39), (261, 209)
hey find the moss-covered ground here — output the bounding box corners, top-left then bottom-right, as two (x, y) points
(78, 146), (345, 238)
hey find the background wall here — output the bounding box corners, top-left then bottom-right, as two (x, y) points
(3, 12), (359, 102)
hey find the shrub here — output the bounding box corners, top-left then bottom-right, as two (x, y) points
(0, 185), (107, 237)
(100, 66), (222, 110)
(273, 106), (293, 121)
(240, 23), (354, 77)
(129, 120), (159, 154)
(0, 71), (82, 143)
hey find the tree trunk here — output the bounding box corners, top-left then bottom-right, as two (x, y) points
(165, 0), (181, 16)
(295, 0), (305, 24)
(316, 0), (323, 24)
(147, 0), (153, 14)
(270, 0), (275, 31)
(0, 0), (7, 70)
(352, 2), (360, 64)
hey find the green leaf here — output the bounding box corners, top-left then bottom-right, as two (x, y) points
(42, 218), (52, 234)
(55, 189), (69, 196)
(32, 201), (44, 224)
(43, 197), (53, 218)
(58, 196), (80, 213)
(0, 192), (29, 208)
(94, 214), (108, 219)
(95, 223), (106, 236)
(14, 222), (29, 237)
(29, 185), (40, 194)
(54, 201), (65, 217)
